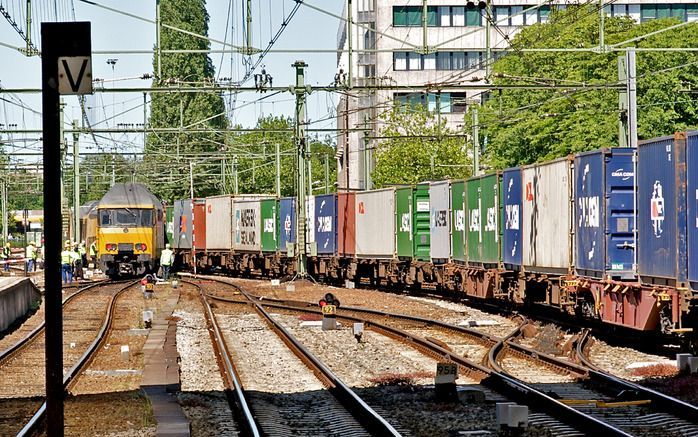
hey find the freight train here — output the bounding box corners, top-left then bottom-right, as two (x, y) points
(97, 183), (166, 278)
(167, 131), (698, 349)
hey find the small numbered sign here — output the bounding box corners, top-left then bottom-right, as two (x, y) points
(435, 362), (458, 384)
(322, 304), (336, 316)
(145, 283), (154, 291)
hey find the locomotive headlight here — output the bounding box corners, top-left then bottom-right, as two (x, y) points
(106, 243), (117, 252)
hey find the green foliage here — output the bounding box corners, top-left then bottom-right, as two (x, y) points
(64, 154), (137, 203)
(372, 105), (471, 187)
(144, 0), (227, 203)
(480, 6), (698, 169)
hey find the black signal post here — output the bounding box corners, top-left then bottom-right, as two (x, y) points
(41, 22), (92, 435)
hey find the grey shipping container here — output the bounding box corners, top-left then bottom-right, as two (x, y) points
(429, 180), (450, 263)
(173, 199), (193, 249)
(205, 195), (233, 250)
(521, 157), (573, 273)
(233, 198), (263, 252)
(355, 188), (396, 258)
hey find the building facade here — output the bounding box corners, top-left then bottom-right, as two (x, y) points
(335, 0), (698, 190)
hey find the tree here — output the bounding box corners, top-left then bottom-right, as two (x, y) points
(144, 0), (227, 203)
(479, 6), (698, 169)
(372, 105), (471, 187)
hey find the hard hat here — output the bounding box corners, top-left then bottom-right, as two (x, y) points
(65, 240), (71, 246)
(5, 243), (10, 248)
(165, 243), (171, 249)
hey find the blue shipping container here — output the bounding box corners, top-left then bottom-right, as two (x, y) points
(684, 132), (698, 288)
(314, 194), (337, 255)
(575, 148), (635, 280)
(638, 134), (687, 284)
(502, 168), (522, 268)
(279, 197), (296, 254)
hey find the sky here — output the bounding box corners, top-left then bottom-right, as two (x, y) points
(0, 0), (345, 161)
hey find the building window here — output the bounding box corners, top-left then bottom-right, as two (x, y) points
(393, 6), (438, 26)
(363, 22), (375, 50)
(394, 92), (470, 114)
(394, 52), (408, 70)
(394, 5), (480, 27)
(640, 4), (691, 22)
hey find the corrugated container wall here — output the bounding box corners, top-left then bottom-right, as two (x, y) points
(355, 188), (396, 258)
(260, 199), (278, 253)
(192, 200), (206, 249)
(575, 149), (635, 280)
(338, 192), (355, 257)
(429, 181), (450, 263)
(521, 158), (573, 273)
(467, 173), (501, 266)
(279, 197), (296, 254)
(314, 194), (337, 255)
(165, 205), (173, 245)
(414, 183), (431, 261)
(205, 195), (233, 250)
(395, 187), (414, 259)
(173, 199), (193, 249)
(686, 132), (698, 288)
(638, 133), (688, 285)
(502, 169), (522, 269)
(234, 198), (263, 252)
(450, 181), (466, 263)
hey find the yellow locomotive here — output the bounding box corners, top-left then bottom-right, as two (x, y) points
(96, 183), (165, 277)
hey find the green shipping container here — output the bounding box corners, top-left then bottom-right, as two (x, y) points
(414, 183), (431, 261)
(395, 187), (414, 258)
(450, 180), (466, 263)
(165, 205), (174, 246)
(466, 173), (501, 265)
(261, 199), (278, 253)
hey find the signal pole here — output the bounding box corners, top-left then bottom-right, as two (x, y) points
(293, 61), (309, 277)
(73, 120), (80, 243)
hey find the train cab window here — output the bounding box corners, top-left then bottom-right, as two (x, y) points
(100, 209), (154, 227)
(100, 210), (112, 226)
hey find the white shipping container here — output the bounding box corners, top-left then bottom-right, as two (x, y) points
(305, 195), (316, 244)
(521, 158), (573, 271)
(205, 195), (233, 250)
(355, 188), (396, 258)
(430, 181), (451, 262)
(233, 199), (262, 252)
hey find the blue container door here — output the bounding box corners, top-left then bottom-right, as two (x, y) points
(604, 149), (636, 279)
(575, 152), (604, 276)
(686, 133), (698, 286)
(638, 136), (685, 282)
(279, 198), (296, 253)
(314, 194), (337, 254)
(502, 169), (522, 267)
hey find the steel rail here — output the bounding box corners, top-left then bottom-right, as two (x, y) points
(201, 281), (632, 437)
(0, 280), (119, 365)
(188, 281), (261, 437)
(16, 280), (139, 437)
(576, 329), (698, 425)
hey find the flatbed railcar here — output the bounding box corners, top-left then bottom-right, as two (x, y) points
(170, 131), (698, 351)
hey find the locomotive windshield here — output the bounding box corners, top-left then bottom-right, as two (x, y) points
(100, 208), (153, 227)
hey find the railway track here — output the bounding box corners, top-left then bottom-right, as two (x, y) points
(0, 280), (137, 436)
(190, 278), (401, 436)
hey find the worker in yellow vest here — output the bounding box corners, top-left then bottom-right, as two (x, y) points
(25, 242), (36, 272)
(160, 244), (174, 281)
(61, 241), (73, 284)
(2, 243), (11, 272)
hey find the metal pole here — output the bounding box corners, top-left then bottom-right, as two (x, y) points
(155, 0), (161, 79)
(293, 60), (308, 276)
(363, 114), (371, 190)
(246, 0), (253, 55)
(26, 0), (32, 54)
(190, 161), (196, 275)
(626, 48), (637, 149)
(143, 92), (147, 149)
(1, 178), (6, 245)
(472, 104), (480, 176)
(324, 154), (329, 194)
(347, 0), (353, 88)
(617, 55), (628, 148)
(308, 152), (313, 196)
(276, 143), (281, 197)
(73, 120), (80, 244)
(599, 0), (605, 52)
(221, 158), (226, 194)
(485, 1), (492, 80)
(422, 0), (428, 54)
(233, 155), (238, 195)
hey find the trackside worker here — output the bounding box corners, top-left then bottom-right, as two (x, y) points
(25, 242), (36, 272)
(160, 244), (174, 281)
(61, 241), (73, 284)
(78, 241), (87, 268)
(89, 240), (98, 264)
(2, 243), (10, 272)
(72, 243), (83, 280)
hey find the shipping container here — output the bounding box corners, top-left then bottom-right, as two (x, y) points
(278, 197), (296, 254)
(165, 205), (173, 245)
(260, 199), (278, 253)
(686, 132), (698, 288)
(192, 200), (206, 250)
(430, 181), (451, 263)
(467, 173), (501, 266)
(233, 198), (264, 253)
(314, 194), (337, 255)
(395, 187), (414, 259)
(173, 199), (193, 249)
(502, 168), (522, 269)
(575, 148), (635, 280)
(521, 158), (573, 273)
(414, 183), (431, 261)
(638, 133), (688, 285)
(450, 181), (466, 263)
(338, 192), (355, 257)
(205, 195), (233, 250)
(355, 188), (396, 259)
